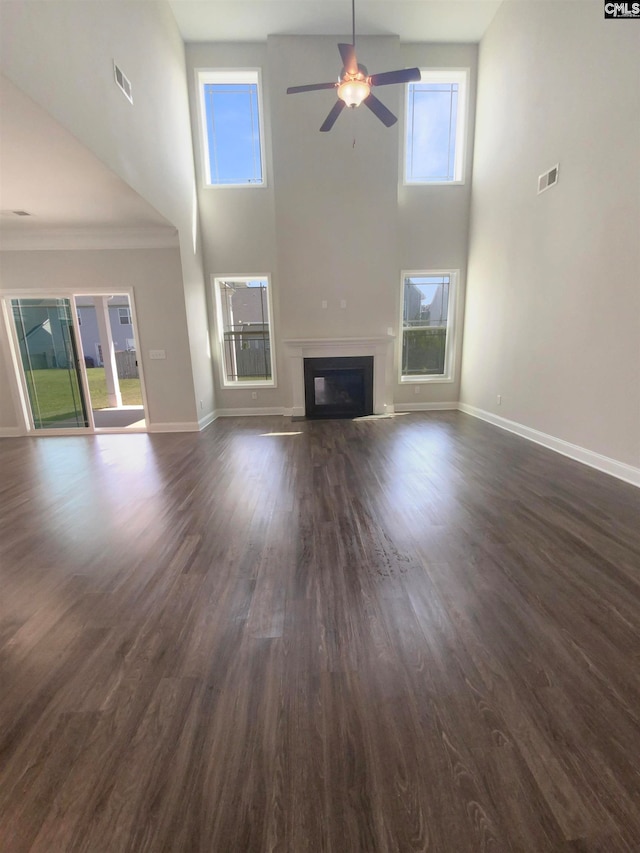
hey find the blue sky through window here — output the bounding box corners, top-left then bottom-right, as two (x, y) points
(406, 82), (459, 182)
(204, 83), (263, 185)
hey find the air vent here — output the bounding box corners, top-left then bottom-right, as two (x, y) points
(113, 62), (133, 104)
(538, 164), (559, 194)
(0, 209), (31, 217)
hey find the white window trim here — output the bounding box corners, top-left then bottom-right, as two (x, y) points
(212, 274), (277, 389)
(196, 68), (268, 189)
(398, 269), (459, 384)
(403, 68), (470, 186)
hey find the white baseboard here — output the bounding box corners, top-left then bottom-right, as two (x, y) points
(198, 411), (217, 430)
(147, 422), (200, 433)
(397, 402), (459, 412)
(458, 403), (640, 489)
(214, 407), (287, 418)
(0, 427), (22, 437)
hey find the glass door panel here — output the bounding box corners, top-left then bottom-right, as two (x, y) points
(75, 294), (145, 429)
(11, 298), (89, 429)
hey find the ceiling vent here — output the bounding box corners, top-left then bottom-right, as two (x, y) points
(0, 209), (31, 217)
(114, 62), (133, 104)
(538, 164), (559, 194)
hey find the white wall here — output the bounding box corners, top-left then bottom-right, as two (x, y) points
(0, 249), (197, 429)
(186, 36), (477, 412)
(461, 0), (640, 469)
(0, 0), (214, 423)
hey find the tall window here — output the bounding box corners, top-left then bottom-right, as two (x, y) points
(198, 70), (265, 187)
(405, 69), (468, 184)
(213, 276), (275, 387)
(400, 271), (457, 382)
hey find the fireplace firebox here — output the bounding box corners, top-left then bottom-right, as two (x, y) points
(303, 356), (374, 419)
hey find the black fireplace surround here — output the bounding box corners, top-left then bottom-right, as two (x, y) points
(303, 356), (374, 419)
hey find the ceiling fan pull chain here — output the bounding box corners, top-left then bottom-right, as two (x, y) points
(352, 0), (356, 47)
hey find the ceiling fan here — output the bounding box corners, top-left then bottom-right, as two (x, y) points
(286, 0), (421, 132)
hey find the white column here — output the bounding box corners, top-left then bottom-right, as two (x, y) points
(95, 297), (122, 408)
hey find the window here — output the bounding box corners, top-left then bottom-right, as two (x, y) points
(197, 70), (265, 187)
(400, 271), (457, 382)
(213, 276), (275, 387)
(118, 307), (132, 325)
(405, 69), (468, 184)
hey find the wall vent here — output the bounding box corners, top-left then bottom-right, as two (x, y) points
(538, 164), (559, 194)
(0, 209), (31, 217)
(113, 62), (133, 104)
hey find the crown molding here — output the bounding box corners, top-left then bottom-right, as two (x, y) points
(0, 226), (179, 252)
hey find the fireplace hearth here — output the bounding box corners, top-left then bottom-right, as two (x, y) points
(304, 356), (374, 419)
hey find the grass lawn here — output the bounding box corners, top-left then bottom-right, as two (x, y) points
(85, 368), (142, 408)
(27, 367), (142, 423)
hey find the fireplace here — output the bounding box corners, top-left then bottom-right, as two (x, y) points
(304, 356), (373, 419)
(283, 337), (395, 418)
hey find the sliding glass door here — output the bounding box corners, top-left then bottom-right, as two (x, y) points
(10, 298), (89, 430)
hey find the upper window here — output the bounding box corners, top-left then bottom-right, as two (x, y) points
(399, 271), (457, 382)
(213, 276), (275, 387)
(197, 70), (265, 187)
(118, 307), (132, 325)
(405, 69), (469, 184)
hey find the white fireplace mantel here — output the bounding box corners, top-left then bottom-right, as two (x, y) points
(283, 336), (395, 417)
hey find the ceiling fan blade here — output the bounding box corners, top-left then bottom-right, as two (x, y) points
(369, 67), (422, 87)
(287, 82), (338, 94)
(319, 99), (346, 132)
(338, 43), (358, 76)
(363, 94), (397, 127)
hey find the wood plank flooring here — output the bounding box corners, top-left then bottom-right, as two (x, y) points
(1, 412), (639, 852)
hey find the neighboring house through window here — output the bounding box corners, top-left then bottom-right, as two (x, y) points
(197, 69), (266, 187)
(213, 276), (275, 387)
(405, 69), (469, 184)
(400, 271), (457, 382)
(118, 307), (132, 325)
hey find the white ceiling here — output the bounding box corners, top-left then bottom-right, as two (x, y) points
(169, 0), (503, 44)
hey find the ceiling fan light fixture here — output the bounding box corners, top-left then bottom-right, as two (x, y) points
(337, 78), (370, 108)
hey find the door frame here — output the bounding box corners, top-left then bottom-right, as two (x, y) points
(0, 286), (150, 435)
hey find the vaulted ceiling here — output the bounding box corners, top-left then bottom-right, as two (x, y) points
(0, 1), (503, 242)
(0, 75), (173, 244)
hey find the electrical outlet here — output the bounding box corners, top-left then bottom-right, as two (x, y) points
(497, 395), (502, 405)
(200, 400), (204, 410)
(251, 391), (258, 400)
(414, 386), (420, 395)
(340, 299), (347, 309)
(321, 300), (328, 309)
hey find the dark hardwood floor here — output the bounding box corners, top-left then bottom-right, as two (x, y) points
(1, 412), (639, 852)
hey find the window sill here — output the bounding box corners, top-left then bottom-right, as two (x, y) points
(400, 376), (454, 385)
(203, 182), (268, 190)
(221, 381), (277, 390)
(403, 180), (466, 187)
